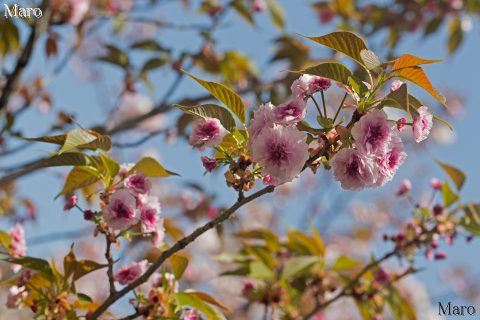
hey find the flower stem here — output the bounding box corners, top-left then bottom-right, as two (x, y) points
(333, 93), (348, 123)
(310, 95), (323, 118)
(321, 91), (327, 117)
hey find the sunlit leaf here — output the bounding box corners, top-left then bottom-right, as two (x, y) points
(448, 17), (463, 53)
(441, 181), (459, 207)
(298, 62), (352, 86)
(186, 290), (229, 311)
(266, 0), (285, 29)
(174, 104), (236, 131)
(281, 256), (319, 279)
(310, 223), (326, 257)
(395, 66), (447, 108)
(183, 71), (246, 123)
(36, 152), (93, 168)
(8, 257), (54, 280)
(56, 167), (100, 198)
(248, 261), (274, 280)
(230, 0), (255, 26)
(169, 254), (189, 280)
(332, 255), (360, 271)
(235, 229), (280, 252)
(392, 54), (442, 71)
(303, 31), (368, 65)
(460, 203), (480, 236)
(360, 49), (381, 70)
(436, 161), (466, 190)
(175, 292), (226, 320)
(140, 57), (168, 75)
(129, 157), (179, 177)
(0, 230), (12, 251)
(97, 45), (130, 69)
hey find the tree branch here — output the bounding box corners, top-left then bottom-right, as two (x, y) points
(87, 185), (275, 319)
(0, 0), (52, 112)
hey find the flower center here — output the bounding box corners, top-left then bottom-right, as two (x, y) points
(114, 201), (133, 219)
(268, 142), (289, 165)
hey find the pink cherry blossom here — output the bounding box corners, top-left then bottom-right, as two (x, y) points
(375, 136), (407, 186)
(390, 80), (404, 92)
(273, 99), (306, 125)
(396, 179), (412, 196)
(107, 0), (133, 15)
(413, 106), (433, 143)
(118, 163), (135, 179)
(201, 156), (218, 172)
(140, 203), (161, 234)
(6, 286), (26, 309)
(183, 310), (199, 320)
(247, 102), (274, 139)
(188, 118), (227, 150)
(104, 189), (139, 230)
(250, 126), (309, 185)
(252, 0), (267, 12)
(9, 224), (26, 258)
(430, 178), (442, 190)
(63, 194), (78, 211)
(291, 75), (331, 100)
(330, 149), (377, 190)
(351, 109), (392, 155)
(152, 218), (165, 247)
(124, 172), (151, 194)
(114, 260), (149, 285)
(67, 0), (89, 25)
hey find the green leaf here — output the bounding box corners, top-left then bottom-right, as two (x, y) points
(77, 293), (93, 303)
(129, 157), (179, 177)
(286, 230), (323, 256)
(186, 291), (229, 311)
(0, 230), (12, 251)
(8, 257), (54, 280)
(230, 0), (255, 26)
(56, 167), (100, 198)
(384, 83), (410, 114)
(99, 153), (120, 180)
(169, 254), (189, 280)
(360, 49), (381, 70)
(281, 256), (319, 279)
(183, 71), (246, 123)
(130, 39), (169, 52)
(37, 152), (94, 169)
(460, 203), (480, 236)
(174, 104), (237, 131)
(297, 62), (352, 86)
(73, 259), (107, 281)
(235, 229), (280, 252)
(386, 285), (417, 320)
(175, 292), (226, 320)
(448, 17), (463, 53)
(59, 129), (98, 154)
(310, 223), (326, 257)
(97, 45), (130, 69)
(140, 57), (167, 74)
(437, 161), (466, 190)
(303, 31), (368, 65)
(266, 0), (285, 29)
(441, 181), (459, 207)
(332, 255), (360, 271)
(21, 129), (111, 152)
(245, 246), (275, 269)
(248, 261), (274, 280)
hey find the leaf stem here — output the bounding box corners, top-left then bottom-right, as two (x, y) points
(333, 93), (348, 124)
(310, 95), (324, 118)
(321, 91), (328, 117)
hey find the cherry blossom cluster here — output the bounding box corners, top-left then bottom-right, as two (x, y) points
(331, 82), (433, 190)
(51, 0), (133, 25)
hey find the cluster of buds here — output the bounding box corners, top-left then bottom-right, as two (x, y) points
(224, 155), (255, 192)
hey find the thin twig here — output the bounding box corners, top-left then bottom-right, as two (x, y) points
(87, 185), (275, 319)
(0, 0), (52, 112)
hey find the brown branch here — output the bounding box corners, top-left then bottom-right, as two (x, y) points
(87, 185), (275, 319)
(0, 0), (52, 112)
(105, 235), (117, 295)
(303, 227), (436, 319)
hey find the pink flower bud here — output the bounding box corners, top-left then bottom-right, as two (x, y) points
(434, 252), (447, 260)
(430, 178), (442, 190)
(374, 267), (389, 284)
(397, 118), (407, 131)
(433, 204), (444, 216)
(207, 206), (218, 218)
(242, 281), (255, 297)
(390, 80), (404, 92)
(201, 156), (218, 173)
(252, 0), (267, 12)
(396, 179), (412, 197)
(64, 194), (78, 211)
(83, 210), (94, 221)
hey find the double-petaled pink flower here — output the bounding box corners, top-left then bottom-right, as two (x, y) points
(330, 149), (377, 190)
(375, 136), (407, 186)
(413, 106), (433, 143)
(8, 224), (26, 258)
(104, 189), (139, 230)
(250, 126), (309, 185)
(351, 109), (392, 155)
(138, 195), (161, 234)
(114, 260), (149, 285)
(189, 118), (227, 150)
(124, 172), (151, 194)
(201, 156), (218, 173)
(291, 75), (331, 100)
(273, 99), (306, 125)
(247, 102), (274, 139)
